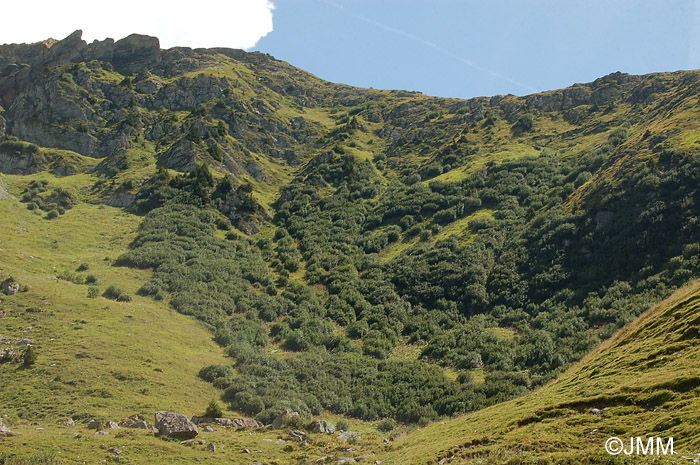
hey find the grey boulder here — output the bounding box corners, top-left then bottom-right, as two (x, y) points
(312, 420), (335, 434)
(155, 411), (198, 439)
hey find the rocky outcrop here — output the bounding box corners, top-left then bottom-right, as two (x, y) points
(87, 420), (103, 430)
(0, 418), (15, 437)
(311, 420), (335, 434)
(85, 38), (115, 63)
(0, 30), (160, 77)
(190, 416), (263, 428)
(338, 431), (362, 442)
(119, 414), (156, 430)
(271, 409), (300, 429)
(1, 278), (19, 296)
(112, 34), (161, 74)
(158, 138), (199, 172)
(43, 30), (87, 68)
(289, 430), (309, 443)
(0, 143), (85, 175)
(104, 191), (136, 208)
(155, 411), (198, 439)
(0, 146), (41, 175)
(0, 31), (159, 158)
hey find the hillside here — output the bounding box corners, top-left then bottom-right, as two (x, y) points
(381, 279), (700, 464)
(2, 30), (700, 464)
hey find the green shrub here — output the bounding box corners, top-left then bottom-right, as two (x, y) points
(215, 216), (231, 230)
(336, 419), (350, 431)
(76, 263), (89, 272)
(377, 418), (397, 432)
(23, 346), (37, 367)
(45, 209), (59, 220)
(204, 399), (223, 418)
(103, 285), (130, 302)
(85, 274), (98, 284)
(87, 287), (100, 298)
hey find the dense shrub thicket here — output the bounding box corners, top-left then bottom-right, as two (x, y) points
(119, 140), (700, 424)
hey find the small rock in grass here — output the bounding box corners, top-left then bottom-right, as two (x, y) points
(104, 421), (120, 429)
(87, 420), (103, 430)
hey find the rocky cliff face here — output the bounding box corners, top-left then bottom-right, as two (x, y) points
(0, 31), (162, 158)
(0, 30), (325, 168)
(0, 30), (161, 81)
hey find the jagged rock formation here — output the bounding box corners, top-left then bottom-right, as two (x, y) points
(0, 30), (160, 82)
(0, 28), (327, 190)
(0, 148), (38, 175)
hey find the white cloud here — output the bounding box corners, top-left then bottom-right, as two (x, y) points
(1, 0), (275, 50)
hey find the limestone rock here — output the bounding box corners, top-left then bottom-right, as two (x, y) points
(87, 420), (103, 430)
(104, 191), (136, 207)
(1, 278), (19, 296)
(190, 416), (263, 429)
(289, 430), (309, 442)
(119, 414), (156, 431)
(311, 420), (335, 434)
(104, 420), (120, 429)
(44, 30), (87, 68)
(0, 149), (41, 175)
(338, 431), (362, 442)
(85, 38), (115, 62)
(113, 34), (161, 74)
(0, 418), (15, 437)
(155, 411), (198, 439)
(158, 138), (199, 172)
(271, 409), (300, 429)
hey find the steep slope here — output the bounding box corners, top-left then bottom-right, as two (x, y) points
(0, 171), (230, 421)
(381, 279), (700, 464)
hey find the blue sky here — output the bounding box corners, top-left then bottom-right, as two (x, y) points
(254, 0), (700, 99)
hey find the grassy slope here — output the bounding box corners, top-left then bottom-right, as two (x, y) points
(380, 280), (700, 464)
(0, 173), (391, 464)
(0, 173), (226, 455)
